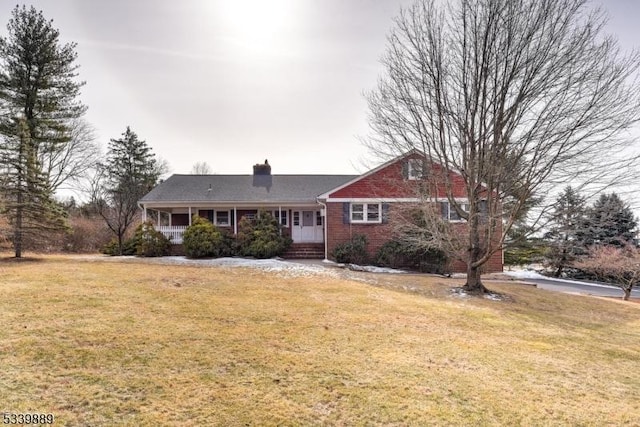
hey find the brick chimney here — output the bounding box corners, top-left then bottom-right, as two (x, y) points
(253, 159), (271, 175)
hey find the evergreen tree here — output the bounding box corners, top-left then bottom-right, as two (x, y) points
(544, 186), (588, 277)
(0, 6), (85, 257)
(581, 193), (637, 247)
(97, 127), (161, 255)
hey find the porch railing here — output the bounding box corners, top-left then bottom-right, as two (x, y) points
(156, 226), (187, 244)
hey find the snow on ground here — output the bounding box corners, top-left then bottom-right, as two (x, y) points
(450, 287), (505, 301)
(503, 269), (548, 280)
(504, 268), (621, 290)
(76, 255), (407, 278)
(338, 263), (407, 274)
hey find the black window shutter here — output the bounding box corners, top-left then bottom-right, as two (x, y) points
(382, 203), (390, 224)
(343, 203), (350, 224)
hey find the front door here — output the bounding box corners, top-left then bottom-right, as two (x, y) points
(292, 210), (322, 243)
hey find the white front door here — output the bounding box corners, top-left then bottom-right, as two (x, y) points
(292, 210), (323, 243)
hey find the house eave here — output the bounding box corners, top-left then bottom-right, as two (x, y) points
(139, 200), (322, 208)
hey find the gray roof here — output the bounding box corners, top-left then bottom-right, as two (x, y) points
(139, 174), (358, 204)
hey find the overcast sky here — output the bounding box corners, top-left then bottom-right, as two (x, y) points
(1, 0), (639, 180)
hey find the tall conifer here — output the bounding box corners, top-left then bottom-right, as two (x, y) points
(0, 6), (85, 257)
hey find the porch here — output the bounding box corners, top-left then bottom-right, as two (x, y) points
(145, 206), (325, 246)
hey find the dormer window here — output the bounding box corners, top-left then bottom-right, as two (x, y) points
(407, 158), (425, 180)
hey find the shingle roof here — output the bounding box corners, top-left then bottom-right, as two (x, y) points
(139, 174), (358, 204)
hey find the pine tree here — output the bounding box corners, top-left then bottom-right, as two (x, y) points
(581, 193), (637, 247)
(0, 6), (85, 257)
(0, 118), (67, 254)
(544, 186), (588, 277)
(97, 127), (161, 255)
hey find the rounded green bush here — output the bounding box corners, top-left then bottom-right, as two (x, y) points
(236, 211), (292, 259)
(134, 221), (171, 257)
(182, 216), (223, 258)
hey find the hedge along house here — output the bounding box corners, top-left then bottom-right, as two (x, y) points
(138, 153), (503, 272)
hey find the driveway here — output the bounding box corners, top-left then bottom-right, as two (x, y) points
(505, 271), (640, 299)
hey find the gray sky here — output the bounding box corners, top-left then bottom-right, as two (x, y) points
(1, 0), (639, 179)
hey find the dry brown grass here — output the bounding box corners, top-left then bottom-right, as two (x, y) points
(1, 255), (639, 426)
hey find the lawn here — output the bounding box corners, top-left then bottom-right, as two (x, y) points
(1, 255), (639, 426)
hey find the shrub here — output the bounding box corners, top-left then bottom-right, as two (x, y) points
(236, 211), (292, 258)
(182, 216), (223, 258)
(101, 237), (137, 256)
(218, 230), (237, 257)
(64, 215), (113, 253)
(134, 221), (171, 257)
(374, 240), (407, 268)
(374, 240), (449, 274)
(332, 234), (369, 265)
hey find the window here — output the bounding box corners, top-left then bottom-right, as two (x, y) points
(272, 210), (288, 226)
(367, 204), (380, 222)
(351, 203), (382, 223)
(441, 201), (469, 221)
(351, 204), (364, 222)
(316, 211), (323, 226)
(198, 210), (214, 223)
(293, 211), (300, 226)
(407, 158), (425, 180)
(215, 210), (230, 226)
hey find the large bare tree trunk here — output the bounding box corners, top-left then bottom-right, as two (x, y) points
(464, 263), (487, 294)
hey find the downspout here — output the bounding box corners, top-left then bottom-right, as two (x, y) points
(137, 202), (147, 224)
(317, 198), (329, 262)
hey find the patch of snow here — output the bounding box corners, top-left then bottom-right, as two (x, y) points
(77, 255), (339, 278)
(503, 269), (547, 280)
(346, 264), (407, 274)
(483, 293), (503, 301)
(450, 287), (469, 298)
(504, 268), (621, 290)
(75, 255), (413, 279)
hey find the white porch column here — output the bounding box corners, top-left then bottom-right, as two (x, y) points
(168, 210), (172, 227)
(278, 206), (282, 235)
(188, 207), (192, 225)
(234, 206), (238, 235)
(157, 211), (161, 227)
(142, 205), (147, 222)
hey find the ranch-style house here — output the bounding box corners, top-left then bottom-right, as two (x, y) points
(138, 151), (503, 273)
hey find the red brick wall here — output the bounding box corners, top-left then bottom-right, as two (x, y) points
(326, 202), (503, 273)
(326, 202), (397, 259)
(329, 154), (468, 199)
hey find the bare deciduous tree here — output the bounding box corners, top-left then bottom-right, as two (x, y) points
(574, 245), (640, 301)
(191, 161), (212, 175)
(366, 0), (640, 293)
(39, 118), (100, 192)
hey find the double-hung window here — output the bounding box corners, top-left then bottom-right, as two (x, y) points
(441, 201), (469, 221)
(351, 203), (381, 223)
(407, 158), (425, 180)
(272, 210), (288, 226)
(214, 210), (230, 226)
